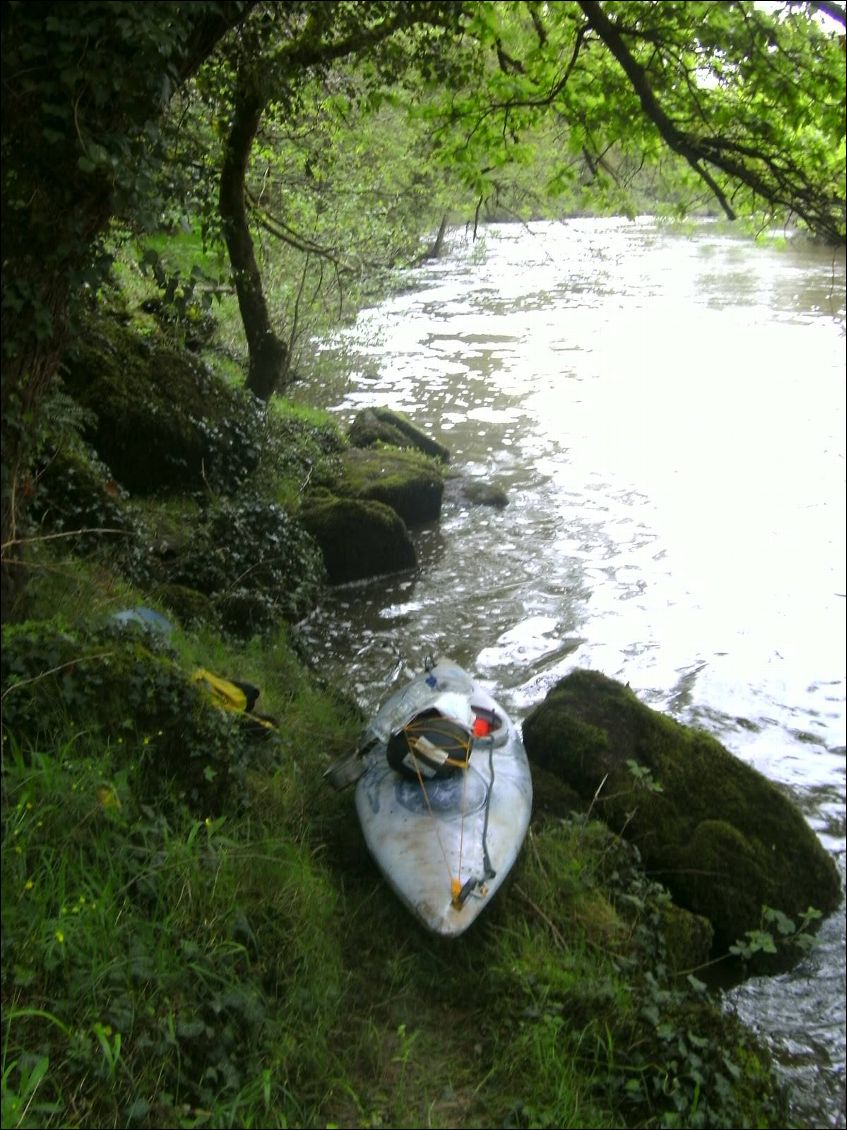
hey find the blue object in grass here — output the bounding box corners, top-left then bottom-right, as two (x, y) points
(111, 607), (173, 635)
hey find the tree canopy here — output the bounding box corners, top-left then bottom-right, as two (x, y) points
(429, 1), (845, 238)
(1, 0), (845, 612)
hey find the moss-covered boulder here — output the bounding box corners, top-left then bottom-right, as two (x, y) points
(659, 903), (715, 974)
(31, 443), (138, 555)
(522, 670), (842, 959)
(61, 314), (265, 494)
(347, 406), (450, 463)
(299, 495), (416, 584)
(333, 448), (444, 527)
(162, 495), (325, 636)
(155, 583), (214, 627)
(460, 478), (509, 508)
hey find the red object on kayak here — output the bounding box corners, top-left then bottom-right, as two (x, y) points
(472, 716), (492, 737)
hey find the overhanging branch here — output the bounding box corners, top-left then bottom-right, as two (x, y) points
(576, 0), (844, 238)
(246, 188), (351, 268)
(576, 1), (737, 221)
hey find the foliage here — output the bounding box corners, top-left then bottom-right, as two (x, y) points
(0, 618), (266, 814)
(59, 311), (269, 496)
(626, 758), (664, 795)
(1, 0), (252, 371)
(136, 249), (223, 351)
(1, 583), (792, 1130)
(257, 399), (348, 502)
(521, 668), (842, 962)
(167, 493), (326, 637)
(0, 286), (815, 1130)
(1, 6), (842, 1125)
(16, 304), (346, 642)
(3, 1), (845, 617)
(1, 740), (348, 1129)
(424, 2), (846, 240)
(22, 388), (151, 586)
(455, 820), (788, 1130)
(729, 905), (823, 964)
(589, 832), (786, 1130)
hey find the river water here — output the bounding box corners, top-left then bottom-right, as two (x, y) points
(294, 218), (846, 1127)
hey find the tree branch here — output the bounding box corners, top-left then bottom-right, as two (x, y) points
(576, 0), (844, 238)
(809, 1), (846, 27)
(246, 190), (351, 269)
(575, 0), (736, 221)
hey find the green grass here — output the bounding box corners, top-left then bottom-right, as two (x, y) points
(1, 598), (790, 1130)
(1, 727), (352, 1129)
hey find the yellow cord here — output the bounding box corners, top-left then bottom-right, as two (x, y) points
(409, 750), (454, 882)
(404, 720), (474, 908)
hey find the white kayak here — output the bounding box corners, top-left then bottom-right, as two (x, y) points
(353, 660), (533, 937)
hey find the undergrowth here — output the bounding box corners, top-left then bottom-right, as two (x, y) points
(1, 600), (790, 1129)
(1, 620), (789, 1129)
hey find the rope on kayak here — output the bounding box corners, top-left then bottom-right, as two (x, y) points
(398, 707), (499, 910)
(454, 747), (471, 905)
(452, 739), (497, 909)
(407, 747), (455, 883)
(403, 715), (472, 771)
(480, 742), (496, 881)
(403, 717), (473, 904)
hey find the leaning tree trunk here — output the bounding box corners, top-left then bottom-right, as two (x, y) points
(219, 82), (289, 402)
(0, 2), (256, 623)
(427, 213), (450, 259)
(412, 212), (450, 266)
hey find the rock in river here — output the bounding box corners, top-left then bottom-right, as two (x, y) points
(522, 669), (842, 963)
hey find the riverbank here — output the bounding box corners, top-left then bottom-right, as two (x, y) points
(0, 617), (791, 1130)
(0, 289), (808, 1129)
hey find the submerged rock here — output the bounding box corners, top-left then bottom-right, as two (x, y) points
(522, 669), (842, 961)
(459, 479), (509, 508)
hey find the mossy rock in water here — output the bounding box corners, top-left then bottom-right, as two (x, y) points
(461, 479), (509, 508)
(347, 406), (450, 463)
(61, 314), (264, 494)
(299, 495), (416, 584)
(522, 670), (842, 960)
(332, 448), (444, 527)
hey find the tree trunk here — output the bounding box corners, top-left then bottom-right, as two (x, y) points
(412, 212), (450, 265)
(0, 2), (256, 623)
(427, 213), (450, 259)
(219, 82), (289, 402)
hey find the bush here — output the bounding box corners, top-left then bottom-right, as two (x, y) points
(61, 316), (268, 495)
(167, 495), (325, 637)
(30, 444), (152, 585)
(1, 618), (266, 814)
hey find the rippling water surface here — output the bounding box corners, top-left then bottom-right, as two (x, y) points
(294, 218), (846, 1127)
